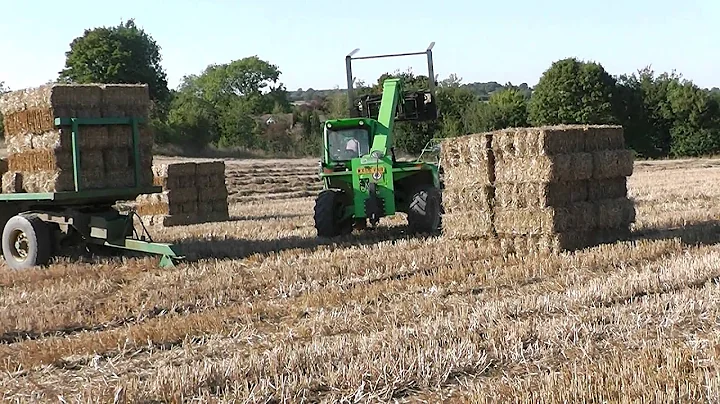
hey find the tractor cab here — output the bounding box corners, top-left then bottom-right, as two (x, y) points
(324, 121), (371, 162)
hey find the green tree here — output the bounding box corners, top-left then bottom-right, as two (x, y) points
(58, 19), (169, 102)
(165, 91), (218, 147)
(485, 87), (529, 129)
(529, 57), (617, 126)
(169, 56), (291, 150)
(435, 76), (479, 138)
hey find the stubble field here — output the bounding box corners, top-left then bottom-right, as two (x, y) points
(2, 156), (720, 402)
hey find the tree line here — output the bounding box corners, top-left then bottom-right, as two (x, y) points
(1, 19), (720, 159)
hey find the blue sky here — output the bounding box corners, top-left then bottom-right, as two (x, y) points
(1, 0), (718, 92)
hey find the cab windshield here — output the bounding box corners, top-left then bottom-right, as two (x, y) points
(327, 127), (371, 160)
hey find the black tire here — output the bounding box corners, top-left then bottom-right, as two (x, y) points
(2, 214), (52, 270)
(314, 189), (352, 238)
(407, 185), (442, 234)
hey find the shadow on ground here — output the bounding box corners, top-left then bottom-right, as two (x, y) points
(61, 224), (438, 265)
(172, 224), (437, 262)
(631, 220), (720, 246)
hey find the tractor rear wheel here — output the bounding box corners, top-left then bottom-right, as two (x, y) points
(314, 189), (352, 238)
(2, 214), (52, 270)
(407, 185), (442, 234)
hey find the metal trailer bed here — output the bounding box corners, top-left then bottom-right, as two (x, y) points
(0, 116), (183, 270)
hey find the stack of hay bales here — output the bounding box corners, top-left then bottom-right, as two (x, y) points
(440, 133), (495, 239)
(0, 83), (154, 193)
(441, 124), (635, 254)
(136, 161), (229, 226)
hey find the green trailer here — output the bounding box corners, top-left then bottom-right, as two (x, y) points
(0, 116), (183, 270)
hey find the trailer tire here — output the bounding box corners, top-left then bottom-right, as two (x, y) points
(2, 214), (52, 270)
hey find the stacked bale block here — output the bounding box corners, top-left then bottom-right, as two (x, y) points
(441, 124), (635, 254)
(137, 161), (229, 226)
(0, 84), (154, 193)
(440, 133), (495, 238)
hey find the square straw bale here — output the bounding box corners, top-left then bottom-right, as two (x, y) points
(2, 172), (23, 193)
(441, 211), (494, 239)
(591, 149), (634, 179)
(103, 148), (130, 171)
(195, 161), (226, 176)
(195, 174), (227, 189)
(137, 188), (198, 205)
(587, 177), (627, 201)
(442, 165), (494, 188)
(0, 84), (103, 136)
(494, 153), (592, 183)
(440, 133), (494, 184)
(492, 125), (587, 158)
(494, 202), (596, 234)
(595, 197), (636, 229)
(100, 84), (151, 119)
(583, 125), (625, 151)
(16, 169), (106, 193)
(494, 180), (589, 209)
(5, 128), (109, 153)
(103, 168), (136, 188)
(153, 162), (197, 189)
(441, 185), (493, 214)
(7, 149), (104, 172)
(198, 187), (228, 203)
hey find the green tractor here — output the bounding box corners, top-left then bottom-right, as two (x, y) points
(313, 42), (443, 237)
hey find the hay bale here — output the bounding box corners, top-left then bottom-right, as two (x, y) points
(587, 178), (627, 201)
(494, 153), (592, 183)
(442, 186), (493, 214)
(0, 84), (103, 135)
(494, 203), (596, 234)
(3, 169), (106, 193)
(2, 172), (22, 193)
(440, 133), (494, 186)
(7, 149), (104, 172)
(196, 161), (226, 175)
(492, 126), (587, 158)
(595, 197), (636, 229)
(584, 125), (625, 151)
(494, 181), (588, 209)
(441, 211), (494, 239)
(101, 84), (151, 118)
(591, 149), (634, 179)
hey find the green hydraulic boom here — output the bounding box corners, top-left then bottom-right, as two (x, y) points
(314, 43), (443, 237)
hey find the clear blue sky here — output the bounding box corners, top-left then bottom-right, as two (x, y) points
(1, 0), (718, 92)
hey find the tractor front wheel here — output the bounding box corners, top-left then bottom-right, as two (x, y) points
(407, 185), (442, 234)
(314, 189), (352, 238)
(2, 214), (52, 270)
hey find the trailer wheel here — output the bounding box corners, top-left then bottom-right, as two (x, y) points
(2, 214), (52, 270)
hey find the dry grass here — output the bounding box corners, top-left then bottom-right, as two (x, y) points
(1, 154), (720, 402)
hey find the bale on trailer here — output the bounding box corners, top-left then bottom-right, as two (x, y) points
(440, 124), (636, 254)
(0, 83), (154, 193)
